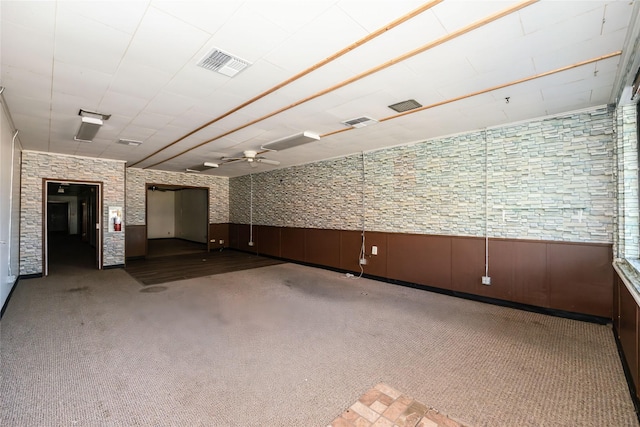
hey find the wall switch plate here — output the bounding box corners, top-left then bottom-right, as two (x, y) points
(359, 258), (367, 265)
(482, 276), (491, 285)
(219, 239), (224, 244)
(210, 239), (215, 243)
(371, 245), (378, 255)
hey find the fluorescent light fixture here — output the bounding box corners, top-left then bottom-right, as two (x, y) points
(118, 139), (143, 146)
(261, 131), (320, 151)
(186, 162), (220, 173)
(74, 116), (103, 142)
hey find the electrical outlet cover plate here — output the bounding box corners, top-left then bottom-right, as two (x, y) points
(482, 276), (491, 285)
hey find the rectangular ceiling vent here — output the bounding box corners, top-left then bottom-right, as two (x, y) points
(197, 48), (251, 77)
(341, 116), (378, 128)
(388, 99), (422, 113)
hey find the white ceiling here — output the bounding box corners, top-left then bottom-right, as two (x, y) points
(2, 0), (639, 177)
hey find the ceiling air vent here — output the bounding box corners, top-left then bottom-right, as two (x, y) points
(388, 99), (422, 113)
(341, 116), (378, 128)
(197, 48), (251, 77)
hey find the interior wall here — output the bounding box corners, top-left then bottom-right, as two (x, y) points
(0, 94), (22, 311)
(147, 189), (175, 238)
(20, 151), (125, 275)
(230, 105), (615, 245)
(176, 188), (208, 243)
(126, 169), (228, 225)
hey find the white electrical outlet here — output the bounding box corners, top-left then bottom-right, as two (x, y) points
(359, 258), (367, 265)
(248, 241), (254, 246)
(482, 276), (491, 285)
(219, 239), (224, 245)
(210, 239), (215, 243)
(371, 245), (378, 255)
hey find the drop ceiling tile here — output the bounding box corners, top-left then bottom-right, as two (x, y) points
(54, 8), (132, 74)
(152, 1), (242, 34)
(1, 21), (54, 77)
(520, 1), (606, 35)
(58, 0), (149, 34)
(200, 5), (289, 61)
(431, 0), (523, 33)
(123, 7), (210, 75)
(52, 62), (112, 100)
(163, 65), (228, 100)
(98, 91), (149, 118)
(109, 59), (174, 100)
(0, 66), (51, 103)
(1, 1), (56, 36)
(145, 92), (196, 117)
(131, 112), (174, 129)
(264, 5), (366, 72)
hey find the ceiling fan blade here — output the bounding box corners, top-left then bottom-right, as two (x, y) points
(256, 158), (280, 165)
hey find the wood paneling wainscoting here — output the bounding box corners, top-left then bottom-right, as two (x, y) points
(613, 266), (640, 406)
(229, 223), (613, 318)
(125, 225), (147, 258)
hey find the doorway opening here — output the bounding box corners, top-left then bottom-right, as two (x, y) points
(44, 180), (102, 275)
(146, 184), (209, 258)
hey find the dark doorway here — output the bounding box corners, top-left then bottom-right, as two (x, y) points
(45, 182), (100, 275)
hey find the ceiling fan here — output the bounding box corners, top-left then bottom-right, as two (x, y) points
(220, 150), (280, 167)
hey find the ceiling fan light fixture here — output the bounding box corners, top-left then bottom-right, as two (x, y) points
(261, 131), (320, 151)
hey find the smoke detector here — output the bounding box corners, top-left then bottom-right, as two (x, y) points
(197, 48), (251, 77)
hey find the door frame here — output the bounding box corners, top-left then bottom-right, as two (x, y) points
(145, 183), (210, 252)
(43, 179), (103, 276)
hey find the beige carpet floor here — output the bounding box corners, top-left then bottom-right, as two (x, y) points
(1, 262), (637, 426)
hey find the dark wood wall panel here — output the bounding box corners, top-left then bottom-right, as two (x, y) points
(305, 228), (341, 269)
(229, 223), (240, 249)
(228, 224), (613, 318)
(256, 225), (281, 257)
(209, 223), (229, 250)
(547, 243), (613, 318)
(451, 237), (485, 294)
(512, 241), (549, 308)
(618, 279), (639, 391)
(387, 234), (452, 289)
(125, 225), (146, 258)
(280, 227), (306, 262)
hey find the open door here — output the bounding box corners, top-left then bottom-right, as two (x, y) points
(44, 180), (102, 275)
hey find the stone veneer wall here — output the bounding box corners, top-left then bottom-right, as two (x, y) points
(20, 151), (125, 274)
(230, 105), (615, 244)
(615, 104), (639, 259)
(125, 168), (229, 225)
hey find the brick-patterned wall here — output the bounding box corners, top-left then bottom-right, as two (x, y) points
(126, 168), (229, 225)
(230, 106), (616, 244)
(615, 104), (639, 259)
(20, 151), (125, 274)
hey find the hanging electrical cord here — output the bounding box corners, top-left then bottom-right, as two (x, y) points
(249, 173), (254, 247)
(484, 129), (490, 281)
(357, 151), (366, 278)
